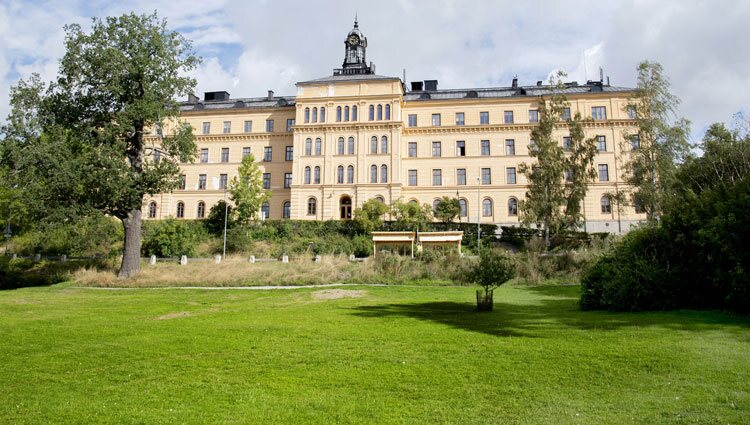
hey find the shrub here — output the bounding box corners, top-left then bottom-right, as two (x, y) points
(141, 219), (207, 257)
(12, 214), (122, 257)
(469, 249), (516, 311)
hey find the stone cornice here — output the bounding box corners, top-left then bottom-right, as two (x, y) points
(402, 120), (636, 135)
(293, 122), (403, 133)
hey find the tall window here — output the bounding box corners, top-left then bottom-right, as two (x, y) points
(381, 165), (388, 183)
(597, 135), (607, 152)
(457, 168), (467, 185)
(529, 139), (539, 154)
(223, 121), (231, 133)
(219, 173), (228, 189)
(265, 119), (274, 132)
(504, 111), (514, 124)
(627, 105), (637, 119)
(432, 141), (442, 157)
(505, 139), (515, 155)
(286, 119), (295, 132)
(338, 137), (345, 155)
(369, 105), (375, 121)
(459, 199), (467, 217)
(377, 104), (383, 120)
(456, 141), (465, 156)
(198, 174), (207, 190)
(221, 148), (229, 163)
(601, 196), (612, 214)
(336, 106), (342, 122)
(243, 147), (251, 159)
(408, 114), (417, 127)
(344, 106), (350, 121)
(263, 173), (271, 189)
(200, 148), (208, 163)
(508, 198), (518, 216)
(480, 111), (489, 125)
(529, 110), (539, 123)
(285, 146), (293, 161)
(179, 174), (186, 190)
(313, 166), (320, 184)
(176, 202), (184, 218)
(431, 113), (441, 126)
(381, 136), (388, 154)
(282, 201), (291, 219)
(305, 138), (312, 156)
(304, 166), (311, 184)
(385, 104), (391, 120)
(455, 112), (465, 126)
(337, 166), (344, 184)
(244, 120), (252, 133)
(432, 169), (442, 186)
(263, 147), (272, 162)
(563, 137), (572, 151)
(202, 122), (210, 134)
(481, 168), (491, 185)
(314, 138), (322, 156)
(483, 199), (493, 217)
(153, 149), (161, 163)
(631, 135), (640, 150)
(261, 202), (270, 220)
(408, 170), (417, 186)
(370, 165), (378, 183)
(347, 137), (355, 155)
(598, 164), (609, 181)
(307, 197), (317, 215)
(506, 167), (517, 184)
(562, 108), (571, 121)
(347, 165), (354, 183)
(148, 202), (157, 218)
(408, 142), (417, 157)
(592, 106), (607, 120)
(284, 173), (292, 189)
(371, 136), (378, 154)
(304, 108), (310, 123)
(320, 107), (326, 122)
(197, 201), (205, 219)
(352, 105), (358, 121)
(481, 140), (490, 156)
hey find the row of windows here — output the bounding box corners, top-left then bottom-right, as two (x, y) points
(197, 146), (284, 163)
(200, 119), (294, 135)
(303, 104), (393, 124)
(405, 165), (610, 187)
(148, 200), (288, 220)
(405, 106), (610, 128)
(302, 165), (389, 184)
(303, 135), (390, 156)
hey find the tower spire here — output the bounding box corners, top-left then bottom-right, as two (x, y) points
(354, 12), (358, 28)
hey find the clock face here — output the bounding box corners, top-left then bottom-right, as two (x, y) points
(348, 35), (359, 45)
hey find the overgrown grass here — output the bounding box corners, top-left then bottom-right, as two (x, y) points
(0, 284), (747, 424)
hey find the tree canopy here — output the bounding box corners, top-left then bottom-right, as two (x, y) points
(229, 154), (271, 224)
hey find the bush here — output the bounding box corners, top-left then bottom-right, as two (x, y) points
(12, 214), (122, 257)
(141, 219), (207, 257)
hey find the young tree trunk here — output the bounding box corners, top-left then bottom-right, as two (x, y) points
(118, 208), (142, 279)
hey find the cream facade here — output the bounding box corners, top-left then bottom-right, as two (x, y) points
(145, 20), (644, 233)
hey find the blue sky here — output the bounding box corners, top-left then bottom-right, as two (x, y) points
(1, 0), (748, 140)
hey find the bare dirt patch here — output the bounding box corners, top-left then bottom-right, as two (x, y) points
(311, 289), (367, 300)
(153, 311), (194, 320)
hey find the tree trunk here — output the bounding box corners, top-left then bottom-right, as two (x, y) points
(118, 208), (142, 279)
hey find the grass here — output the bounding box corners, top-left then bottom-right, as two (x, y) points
(0, 283), (748, 424)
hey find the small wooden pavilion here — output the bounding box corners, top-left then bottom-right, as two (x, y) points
(371, 232), (416, 258)
(417, 231), (464, 255)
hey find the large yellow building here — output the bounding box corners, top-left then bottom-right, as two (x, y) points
(145, 20), (644, 233)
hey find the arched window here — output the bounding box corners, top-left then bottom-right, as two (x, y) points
(337, 137), (345, 155)
(197, 201), (206, 218)
(344, 106), (350, 121)
(305, 138), (312, 156)
(304, 166), (311, 184)
(176, 202), (185, 218)
(312, 107), (318, 123)
(148, 201), (157, 218)
(347, 137), (355, 154)
(381, 164), (388, 183)
(370, 165), (378, 183)
(307, 197), (317, 215)
(377, 104), (383, 120)
(483, 198), (493, 217)
(304, 107), (310, 123)
(261, 202), (270, 220)
(314, 137), (322, 155)
(369, 105), (375, 121)
(336, 106), (342, 122)
(337, 165), (344, 184)
(459, 199), (468, 218)
(375, 196), (385, 204)
(601, 196), (612, 214)
(381, 136), (388, 154)
(313, 166), (321, 184)
(347, 165), (354, 183)
(508, 197), (518, 216)
(433, 198), (441, 212)
(385, 104), (391, 120)
(282, 201), (291, 219)
(320, 107), (326, 122)
(370, 136), (378, 154)
(352, 105), (358, 121)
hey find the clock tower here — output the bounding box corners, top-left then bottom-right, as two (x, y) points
(338, 17), (375, 75)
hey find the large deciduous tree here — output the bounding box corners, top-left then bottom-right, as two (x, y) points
(433, 196), (461, 224)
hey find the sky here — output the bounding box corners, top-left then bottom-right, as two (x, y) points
(1, 0), (748, 141)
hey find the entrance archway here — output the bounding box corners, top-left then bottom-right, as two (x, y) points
(340, 195), (352, 220)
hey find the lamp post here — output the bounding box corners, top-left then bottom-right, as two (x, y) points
(222, 186), (229, 259)
(477, 176), (481, 251)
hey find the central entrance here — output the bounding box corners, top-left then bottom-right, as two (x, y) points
(340, 195), (352, 220)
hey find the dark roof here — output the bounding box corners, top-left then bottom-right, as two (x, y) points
(297, 73), (400, 85)
(403, 83), (633, 102)
(180, 95), (296, 112)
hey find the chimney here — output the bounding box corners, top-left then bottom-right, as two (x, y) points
(424, 80), (438, 91)
(599, 67), (604, 83)
(606, 76), (610, 86)
(512, 75), (518, 88)
(267, 90), (274, 100)
(411, 81), (424, 91)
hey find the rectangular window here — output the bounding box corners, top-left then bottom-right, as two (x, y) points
(242, 147), (251, 159)
(286, 119), (295, 132)
(631, 135), (640, 150)
(202, 122), (210, 134)
(529, 140), (539, 153)
(597, 135), (607, 152)
(408, 142), (417, 158)
(504, 111), (514, 124)
(455, 112), (465, 126)
(563, 137), (572, 151)
(265, 119), (274, 132)
(263, 147), (272, 162)
(627, 105), (637, 119)
(592, 106), (607, 120)
(219, 173), (228, 189)
(432, 141), (442, 157)
(408, 170), (417, 186)
(200, 148), (209, 163)
(432, 169), (442, 186)
(223, 121), (231, 134)
(431, 113), (441, 126)
(481, 168), (491, 185)
(221, 147), (229, 163)
(506, 167), (517, 184)
(284, 173), (292, 189)
(598, 164), (609, 182)
(244, 120), (252, 133)
(481, 140), (490, 156)
(285, 146), (293, 161)
(263, 173), (271, 189)
(562, 108), (571, 121)
(408, 114), (417, 127)
(456, 141), (465, 157)
(179, 174), (186, 190)
(457, 168), (466, 185)
(529, 110), (539, 123)
(505, 139), (515, 156)
(198, 174), (206, 190)
(480, 111), (489, 125)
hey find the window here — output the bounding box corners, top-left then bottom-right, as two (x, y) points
(347, 137), (355, 155)
(284, 173), (292, 189)
(381, 165), (388, 183)
(601, 196), (612, 214)
(179, 174), (186, 190)
(480, 111), (489, 125)
(529, 139), (539, 153)
(431, 113), (441, 126)
(370, 136), (378, 154)
(336, 106), (342, 122)
(337, 166), (344, 184)
(634, 198), (645, 214)
(529, 110), (539, 123)
(369, 105), (375, 121)
(385, 104), (391, 120)
(282, 201), (291, 219)
(408, 142), (417, 158)
(263, 147), (272, 162)
(261, 202), (270, 220)
(455, 112), (465, 126)
(263, 173), (271, 189)
(627, 105), (637, 119)
(200, 148), (208, 163)
(244, 120), (252, 133)
(562, 108), (571, 121)
(508, 198), (518, 216)
(223, 121), (231, 134)
(221, 148), (229, 163)
(564, 169), (573, 183)
(314, 138), (322, 156)
(597, 135), (606, 152)
(408, 114), (417, 127)
(304, 166), (311, 184)
(482, 199), (493, 217)
(592, 106), (607, 120)
(504, 111), (514, 124)
(320, 107), (326, 123)
(153, 149), (160, 163)
(481, 168), (491, 185)
(304, 108), (310, 123)
(198, 174), (207, 190)
(352, 105), (357, 121)
(313, 166), (320, 184)
(631, 135), (640, 150)
(481, 140), (490, 156)
(219, 174), (228, 189)
(381, 136), (388, 154)
(599, 164), (609, 181)
(148, 202), (157, 218)
(408, 170), (417, 186)
(456, 141), (465, 156)
(307, 198), (317, 215)
(563, 137), (572, 151)
(505, 139), (515, 155)
(347, 165), (354, 183)
(432, 169), (442, 186)
(176, 202), (184, 218)
(432, 141), (442, 157)
(202, 122), (210, 134)
(433, 199), (441, 211)
(344, 106), (350, 121)
(305, 138), (312, 156)
(506, 167), (517, 184)
(370, 165), (378, 183)
(457, 168), (467, 185)
(377, 104), (383, 120)
(265, 119), (274, 132)
(154, 123), (163, 137)
(285, 146), (293, 161)
(286, 119), (295, 132)
(337, 137), (345, 155)
(243, 147), (251, 159)
(459, 199), (467, 217)
(196, 201), (205, 218)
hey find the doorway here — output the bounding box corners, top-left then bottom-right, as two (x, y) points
(340, 196), (352, 220)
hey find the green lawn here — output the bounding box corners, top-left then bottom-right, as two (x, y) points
(0, 283), (748, 424)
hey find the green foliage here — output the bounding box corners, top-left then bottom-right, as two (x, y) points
(353, 198), (389, 234)
(389, 200), (433, 231)
(141, 219), (206, 257)
(204, 200), (233, 236)
(229, 154), (271, 224)
(433, 196), (460, 224)
(11, 214), (122, 257)
(470, 249), (516, 292)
